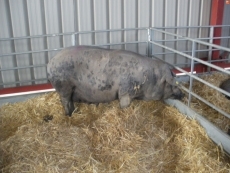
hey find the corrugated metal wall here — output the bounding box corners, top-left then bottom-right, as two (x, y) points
(0, 0), (212, 88)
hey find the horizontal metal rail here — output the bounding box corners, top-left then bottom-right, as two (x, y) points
(0, 78), (48, 86)
(0, 48), (62, 57)
(0, 41), (146, 57)
(197, 36), (230, 40)
(152, 54), (230, 99)
(150, 41), (230, 75)
(154, 25), (230, 29)
(154, 37), (230, 42)
(150, 28), (230, 52)
(0, 27), (148, 41)
(180, 85), (230, 119)
(178, 66), (230, 98)
(152, 48), (220, 56)
(0, 64), (47, 71)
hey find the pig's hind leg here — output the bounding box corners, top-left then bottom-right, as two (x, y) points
(53, 80), (75, 116)
(59, 91), (75, 116)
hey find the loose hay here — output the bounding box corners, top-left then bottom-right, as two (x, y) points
(0, 91), (230, 172)
(183, 72), (230, 133)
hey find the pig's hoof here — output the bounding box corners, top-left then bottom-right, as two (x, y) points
(119, 95), (131, 108)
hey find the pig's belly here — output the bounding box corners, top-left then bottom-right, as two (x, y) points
(72, 86), (119, 103)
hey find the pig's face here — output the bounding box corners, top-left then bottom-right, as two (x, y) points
(220, 78), (230, 100)
(163, 82), (184, 100)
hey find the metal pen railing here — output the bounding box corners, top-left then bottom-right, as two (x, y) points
(1, 26), (230, 120)
(148, 26), (230, 120)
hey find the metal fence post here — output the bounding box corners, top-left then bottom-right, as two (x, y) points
(147, 28), (152, 57)
(71, 34), (75, 46)
(188, 40), (196, 107)
(208, 26), (214, 72)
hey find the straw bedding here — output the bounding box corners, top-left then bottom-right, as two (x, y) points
(0, 76), (230, 172)
(183, 72), (230, 133)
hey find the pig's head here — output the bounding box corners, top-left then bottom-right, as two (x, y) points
(219, 78), (230, 100)
(163, 81), (184, 100)
(161, 68), (184, 100)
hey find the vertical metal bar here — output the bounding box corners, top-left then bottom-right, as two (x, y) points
(106, 0), (110, 49)
(136, 0), (139, 53)
(59, 0), (64, 48)
(208, 26), (214, 72)
(149, 0), (152, 28)
(122, 0), (125, 50)
(228, 27), (230, 63)
(41, 0), (49, 64)
(91, 0), (95, 45)
(147, 28), (152, 57)
(197, 0), (203, 61)
(71, 34), (75, 46)
(188, 40), (196, 107)
(174, 0), (178, 65)
(162, 0), (166, 61)
(8, 0), (20, 87)
(185, 0), (191, 67)
(25, 0), (35, 85)
(73, 0), (79, 45)
(150, 28), (154, 57)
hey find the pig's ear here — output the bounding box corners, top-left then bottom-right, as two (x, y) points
(165, 69), (177, 86)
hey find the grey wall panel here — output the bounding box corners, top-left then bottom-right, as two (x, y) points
(187, 0), (201, 65)
(77, 0), (94, 45)
(109, 0), (123, 50)
(61, 0), (75, 47)
(198, 0), (211, 59)
(0, 0), (213, 88)
(199, 0), (211, 26)
(151, 0), (164, 60)
(94, 0), (108, 46)
(44, 0), (62, 61)
(9, 0), (32, 86)
(165, 0), (177, 64)
(124, 0), (138, 52)
(27, 0), (47, 84)
(0, 0), (16, 88)
(176, 0), (189, 65)
(138, 0), (150, 55)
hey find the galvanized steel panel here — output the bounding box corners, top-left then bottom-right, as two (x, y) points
(27, 0), (47, 84)
(124, 0), (138, 52)
(176, 0), (189, 65)
(151, 0), (164, 60)
(198, 0), (211, 59)
(0, 0), (16, 88)
(94, 0), (108, 46)
(44, 0), (62, 60)
(165, 0), (177, 64)
(0, 0), (213, 88)
(9, 0), (32, 86)
(61, 0), (75, 47)
(109, 0), (123, 50)
(138, 0), (150, 55)
(77, 0), (94, 45)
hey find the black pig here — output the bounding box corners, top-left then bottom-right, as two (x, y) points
(47, 46), (183, 116)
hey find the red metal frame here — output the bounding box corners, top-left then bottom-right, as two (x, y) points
(0, 83), (53, 95)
